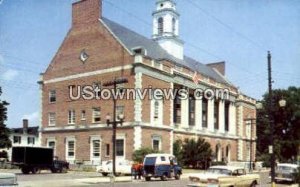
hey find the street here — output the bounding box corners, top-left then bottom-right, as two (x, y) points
(1, 169), (298, 187)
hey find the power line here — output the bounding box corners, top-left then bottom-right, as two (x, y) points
(184, 0), (267, 51)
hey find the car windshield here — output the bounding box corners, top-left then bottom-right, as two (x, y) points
(144, 157), (156, 165)
(207, 168), (232, 175)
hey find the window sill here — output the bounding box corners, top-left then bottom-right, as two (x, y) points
(68, 123), (75, 125)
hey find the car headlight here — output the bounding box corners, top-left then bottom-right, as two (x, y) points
(189, 176), (200, 182)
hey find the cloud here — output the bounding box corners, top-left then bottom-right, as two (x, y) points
(22, 111), (39, 123)
(2, 69), (19, 81)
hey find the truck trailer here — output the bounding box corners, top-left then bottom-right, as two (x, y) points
(12, 146), (69, 174)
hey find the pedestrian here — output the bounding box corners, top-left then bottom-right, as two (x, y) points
(132, 162), (143, 180)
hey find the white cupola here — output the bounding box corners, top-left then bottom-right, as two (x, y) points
(152, 0), (184, 60)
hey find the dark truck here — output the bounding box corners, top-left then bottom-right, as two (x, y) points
(12, 146), (69, 174)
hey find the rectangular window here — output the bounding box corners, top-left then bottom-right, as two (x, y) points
(68, 110), (75, 124)
(173, 96), (181, 124)
(116, 139), (124, 157)
(13, 136), (21, 144)
(105, 144), (110, 157)
(214, 101), (219, 130)
(154, 101), (159, 119)
(48, 141), (55, 148)
(189, 96), (195, 126)
(49, 90), (56, 103)
(92, 107), (101, 123)
(81, 110), (86, 121)
(48, 140), (56, 156)
(116, 106), (124, 118)
(49, 112), (56, 126)
(27, 137), (35, 144)
(92, 140), (100, 157)
(225, 102), (230, 131)
(67, 140), (75, 158)
(202, 99), (208, 128)
(152, 138), (161, 151)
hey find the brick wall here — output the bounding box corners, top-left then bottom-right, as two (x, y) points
(141, 75), (171, 126)
(42, 127), (134, 161)
(141, 128), (171, 153)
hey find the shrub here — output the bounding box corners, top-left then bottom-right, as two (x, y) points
(132, 148), (159, 163)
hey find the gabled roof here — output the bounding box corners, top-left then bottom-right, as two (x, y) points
(101, 17), (232, 86)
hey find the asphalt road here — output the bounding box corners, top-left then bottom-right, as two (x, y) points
(1, 169), (298, 187)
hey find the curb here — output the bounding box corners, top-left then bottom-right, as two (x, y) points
(75, 174), (191, 184)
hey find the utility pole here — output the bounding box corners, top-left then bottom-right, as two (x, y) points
(268, 51), (275, 187)
(104, 77), (128, 177)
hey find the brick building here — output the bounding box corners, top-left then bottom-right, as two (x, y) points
(39, 0), (256, 165)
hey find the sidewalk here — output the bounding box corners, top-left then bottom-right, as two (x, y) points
(75, 172), (192, 184)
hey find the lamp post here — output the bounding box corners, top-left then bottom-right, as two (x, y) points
(103, 77), (128, 177)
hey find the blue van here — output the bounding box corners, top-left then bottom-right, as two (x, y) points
(143, 154), (182, 181)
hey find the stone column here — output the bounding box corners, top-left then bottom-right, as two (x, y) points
(181, 97), (189, 128)
(219, 100), (225, 133)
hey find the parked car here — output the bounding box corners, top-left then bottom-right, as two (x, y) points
(187, 165), (259, 187)
(96, 160), (133, 176)
(0, 172), (17, 186)
(274, 163), (299, 183)
(143, 153), (182, 181)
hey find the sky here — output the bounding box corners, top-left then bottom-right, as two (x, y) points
(0, 0), (299, 128)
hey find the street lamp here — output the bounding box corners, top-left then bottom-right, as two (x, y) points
(103, 77), (128, 177)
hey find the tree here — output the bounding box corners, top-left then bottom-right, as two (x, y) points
(0, 87), (11, 149)
(173, 139), (183, 166)
(132, 147), (159, 163)
(257, 86), (300, 162)
(181, 137), (212, 168)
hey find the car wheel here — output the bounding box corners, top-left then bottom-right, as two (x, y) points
(115, 172), (121, 176)
(145, 177), (151, 181)
(61, 166), (68, 173)
(250, 181), (257, 187)
(175, 174), (180, 180)
(21, 167), (30, 174)
(31, 167), (39, 174)
(51, 168), (57, 173)
(160, 174), (167, 181)
(102, 172), (108, 177)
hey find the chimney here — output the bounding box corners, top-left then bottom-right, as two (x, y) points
(23, 119), (28, 134)
(72, 0), (102, 28)
(207, 61), (225, 76)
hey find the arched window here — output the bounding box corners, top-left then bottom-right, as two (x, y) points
(158, 17), (164, 34)
(172, 17), (176, 34)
